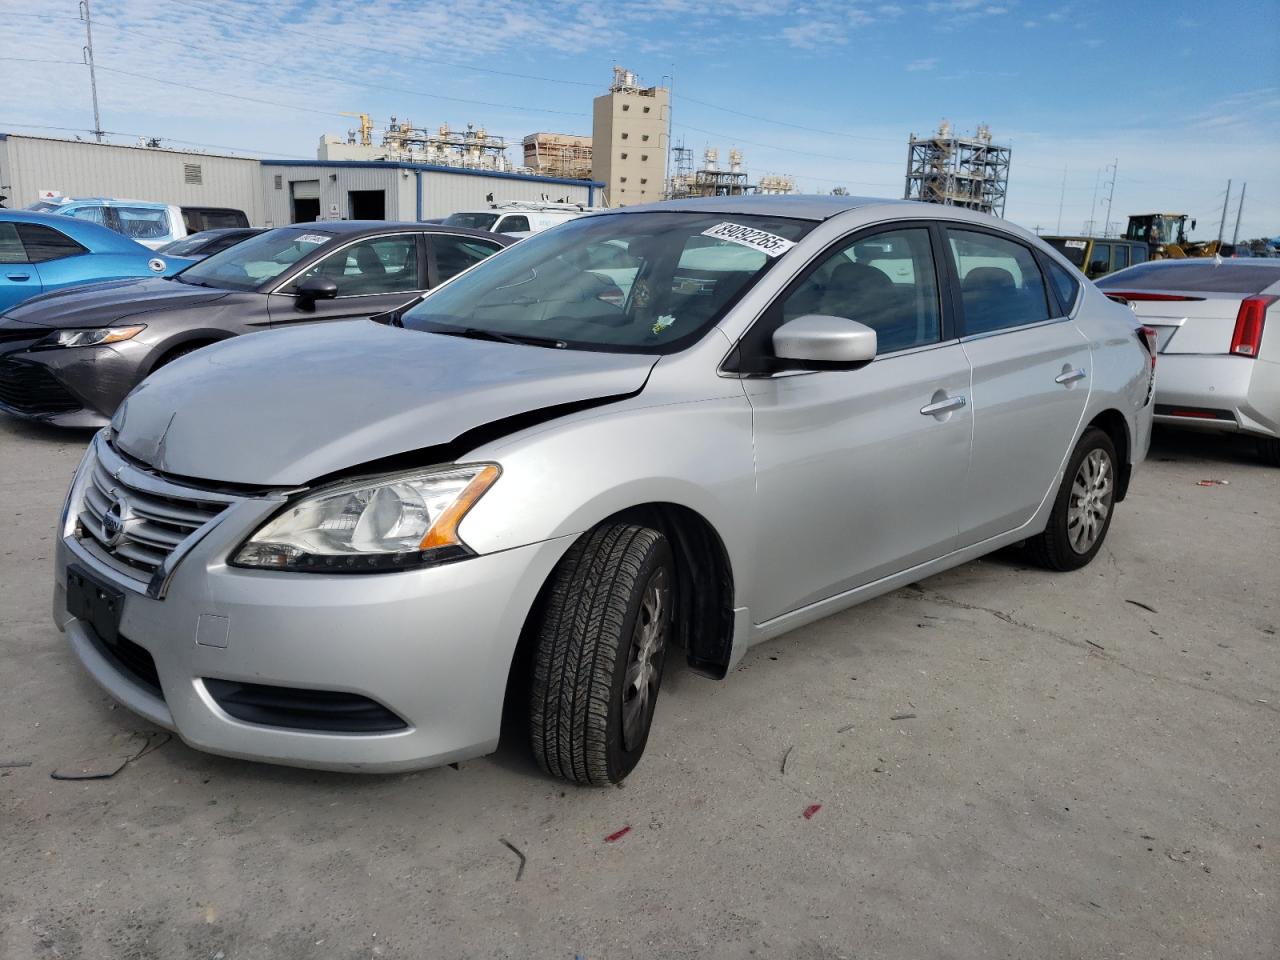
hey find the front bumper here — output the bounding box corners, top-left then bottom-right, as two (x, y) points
(1153, 354), (1280, 440)
(55, 487), (574, 773)
(0, 334), (147, 427)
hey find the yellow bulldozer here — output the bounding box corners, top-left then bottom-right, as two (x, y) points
(1124, 213), (1221, 259)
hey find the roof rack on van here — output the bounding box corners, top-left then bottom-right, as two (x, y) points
(487, 200), (596, 213)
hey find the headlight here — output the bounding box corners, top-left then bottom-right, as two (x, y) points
(231, 464), (500, 573)
(40, 325), (146, 348)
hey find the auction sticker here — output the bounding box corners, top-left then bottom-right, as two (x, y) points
(297, 234), (331, 245)
(701, 222), (796, 257)
(1064, 240), (1087, 249)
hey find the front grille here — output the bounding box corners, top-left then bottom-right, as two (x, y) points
(75, 436), (238, 578)
(88, 629), (163, 698)
(203, 679), (408, 733)
(0, 357), (80, 414)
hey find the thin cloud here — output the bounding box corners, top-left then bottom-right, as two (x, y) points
(906, 58), (940, 72)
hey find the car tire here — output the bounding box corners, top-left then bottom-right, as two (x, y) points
(529, 522), (674, 786)
(1257, 437), (1280, 467)
(1025, 427), (1119, 572)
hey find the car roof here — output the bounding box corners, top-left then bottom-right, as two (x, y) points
(42, 197), (168, 207)
(273, 220), (513, 242)
(604, 194), (915, 222)
(0, 208), (149, 253)
(1044, 235), (1144, 244)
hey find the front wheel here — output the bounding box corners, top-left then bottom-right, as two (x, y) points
(529, 523), (674, 785)
(1026, 427), (1118, 571)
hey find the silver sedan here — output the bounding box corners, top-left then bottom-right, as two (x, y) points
(1097, 259), (1280, 465)
(54, 196), (1155, 784)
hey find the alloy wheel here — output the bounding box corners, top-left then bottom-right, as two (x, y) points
(1067, 448), (1113, 554)
(621, 566), (670, 751)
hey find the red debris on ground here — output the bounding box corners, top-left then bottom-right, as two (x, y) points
(802, 804), (822, 820)
(604, 825), (632, 843)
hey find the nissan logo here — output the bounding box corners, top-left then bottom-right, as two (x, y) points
(102, 496), (130, 547)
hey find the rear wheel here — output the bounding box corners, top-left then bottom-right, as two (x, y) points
(529, 523), (673, 786)
(1258, 437), (1280, 467)
(1026, 427), (1118, 571)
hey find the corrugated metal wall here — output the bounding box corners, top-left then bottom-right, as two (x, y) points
(419, 170), (592, 219)
(261, 165), (407, 226)
(0, 135), (266, 223)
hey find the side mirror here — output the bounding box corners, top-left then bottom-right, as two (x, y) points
(296, 275), (338, 309)
(772, 314), (877, 370)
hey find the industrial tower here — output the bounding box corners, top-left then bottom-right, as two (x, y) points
(904, 120), (1011, 217)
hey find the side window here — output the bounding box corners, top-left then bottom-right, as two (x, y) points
(947, 229), (1051, 335)
(1131, 245), (1148, 264)
(781, 227), (941, 353)
(17, 224), (88, 262)
(65, 205), (109, 227)
(497, 215), (530, 233)
(1112, 245), (1130, 271)
(116, 206), (171, 242)
(0, 223), (27, 263)
(431, 235), (502, 284)
(1044, 258), (1080, 315)
(1087, 243), (1111, 277)
(290, 235), (420, 296)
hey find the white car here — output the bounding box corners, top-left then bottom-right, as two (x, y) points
(442, 203), (591, 236)
(1098, 259), (1280, 465)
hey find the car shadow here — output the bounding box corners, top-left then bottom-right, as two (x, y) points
(1, 416), (97, 446)
(1149, 427), (1263, 467)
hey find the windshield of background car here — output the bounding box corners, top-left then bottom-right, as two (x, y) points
(175, 229), (334, 291)
(1046, 238), (1087, 267)
(443, 212), (500, 231)
(1097, 261), (1280, 294)
(400, 212), (815, 353)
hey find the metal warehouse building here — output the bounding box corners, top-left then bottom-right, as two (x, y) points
(0, 133), (603, 229)
(260, 160), (602, 224)
(0, 133), (267, 223)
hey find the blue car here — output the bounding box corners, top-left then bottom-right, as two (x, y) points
(0, 210), (193, 312)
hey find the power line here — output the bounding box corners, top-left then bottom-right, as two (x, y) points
(0, 120), (312, 158)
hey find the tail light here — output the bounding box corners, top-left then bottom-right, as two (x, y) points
(1229, 295), (1277, 357)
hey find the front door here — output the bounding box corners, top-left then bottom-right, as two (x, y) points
(266, 233), (427, 327)
(740, 224), (973, 623)
(943, 226), (1092, 547)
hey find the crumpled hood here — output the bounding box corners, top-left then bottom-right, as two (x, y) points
(112, 320), (657, 486)
(2, 277), (230, 328)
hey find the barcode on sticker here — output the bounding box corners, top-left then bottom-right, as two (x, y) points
(701, 222), (796, 258)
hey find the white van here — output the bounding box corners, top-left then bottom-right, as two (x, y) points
(441, 201), (595, 236)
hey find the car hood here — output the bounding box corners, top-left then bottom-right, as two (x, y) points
(112, 320), (657, 486)
(2, 277), (231, 327)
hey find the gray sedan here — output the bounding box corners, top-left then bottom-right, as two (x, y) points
(53, 196), (1154, 784)
(0, 221), (511, 426)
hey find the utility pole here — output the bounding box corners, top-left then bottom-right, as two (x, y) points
(1087, 168), (1101, 237)
(1232, 182), (1247, 245)
(1102, 158), (1118, 238)
(1056, 164), (1066, 234)
(1217, 179), (1232, 245)
(79, 0), (104, 142)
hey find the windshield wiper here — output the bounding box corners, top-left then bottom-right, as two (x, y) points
(434, 327), (566, 349)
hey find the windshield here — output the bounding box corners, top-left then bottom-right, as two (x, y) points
(400, 212), (815, 353)
(175, 228), (334, 291)
(159, 234), (215, 256)
(1047, 238), (1088, 267)
(443, 212), (499, 231)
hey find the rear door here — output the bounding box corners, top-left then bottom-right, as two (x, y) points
(267, 232), (427, 327)
(0, 223), (41, 310)
(946, 226), (1092, 547)
(426, 233), (506, 286)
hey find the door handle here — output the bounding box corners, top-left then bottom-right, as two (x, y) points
(1055, 368), (1087, 385)
(920, 395), (967, 416)
(5, 273), (31, 281)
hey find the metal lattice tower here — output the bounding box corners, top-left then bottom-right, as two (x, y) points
(904, 120), (1011, 217)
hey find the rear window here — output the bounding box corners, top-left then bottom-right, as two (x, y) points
(442, 212), (499, 231)
(1098, 261), (1280, 294)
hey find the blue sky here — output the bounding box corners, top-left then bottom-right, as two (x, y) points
(2, 0), (1277, 239)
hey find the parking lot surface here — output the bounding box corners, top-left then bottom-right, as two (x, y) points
(1, 416), (1276, 960)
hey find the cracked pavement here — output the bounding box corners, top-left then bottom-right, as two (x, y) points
(1, 418), (1276, 959)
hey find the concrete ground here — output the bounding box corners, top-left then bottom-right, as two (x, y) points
(1, 416), (1276, 960)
